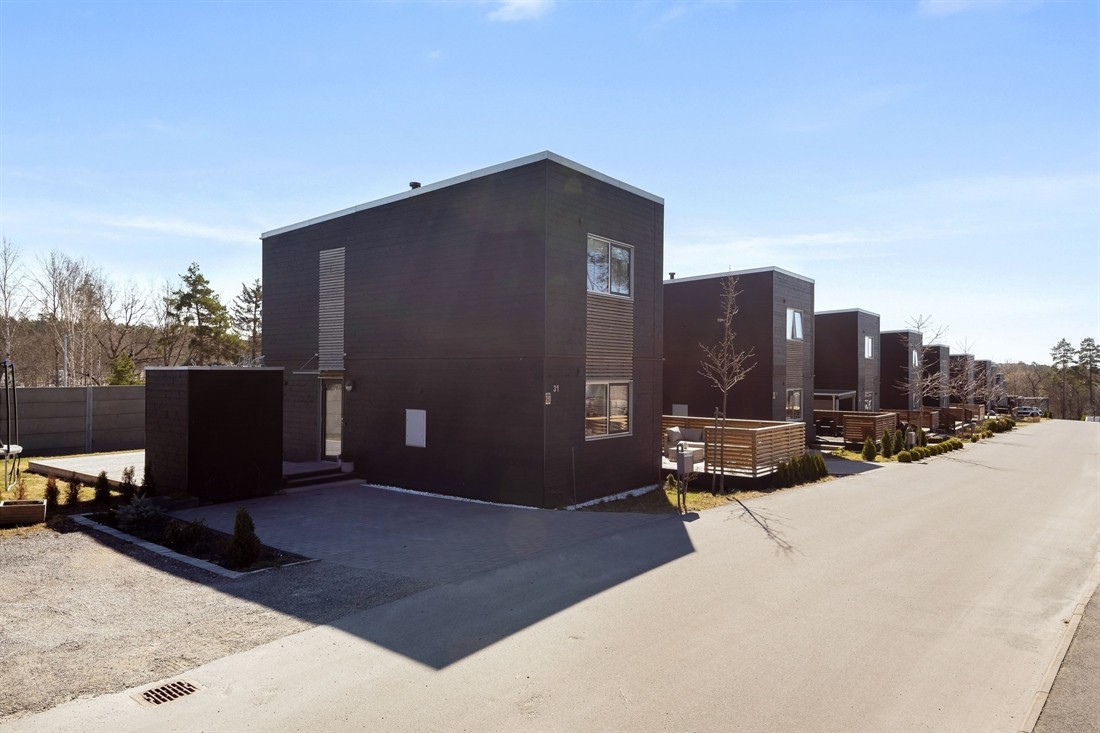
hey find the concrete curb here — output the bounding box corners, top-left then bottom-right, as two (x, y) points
(70, 514), (319, 580)
(1019, 553), (1100, 733)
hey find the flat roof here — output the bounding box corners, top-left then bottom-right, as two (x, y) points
(261, 151), (663, 239)
(815, 308), (880, 318)
(663, 266), (814, 286)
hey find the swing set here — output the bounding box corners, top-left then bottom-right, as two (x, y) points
(2, 358), (21, 492)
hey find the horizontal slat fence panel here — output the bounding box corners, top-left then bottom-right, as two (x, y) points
(662, 415), (805, 478)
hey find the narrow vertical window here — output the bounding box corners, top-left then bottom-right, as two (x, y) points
(786, 388), (803, 420)
(865, 336), (873, 359)
(585, 383), (608, 437)
(609, 383), (629, 434)
(610, 244), (631, 296)
(786, 308), (803, 340)
(587, 237), (609, 294)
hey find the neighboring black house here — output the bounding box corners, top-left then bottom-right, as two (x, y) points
(663, 267), (815, 443)
(261, 152), (664, 508)
(880, 330), (923, 410)
(950, 353), (976, 405)
(922, 344), (951, 408)
(813, 309), (880, 412)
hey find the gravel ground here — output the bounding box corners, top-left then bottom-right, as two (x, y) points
(0, 524), (432, 723)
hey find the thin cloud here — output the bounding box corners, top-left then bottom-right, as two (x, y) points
(675, 225), (942, 264)
(917, 0), (1042, 17)
(487, 0), (554, 22)
(99, 215), (257, 245)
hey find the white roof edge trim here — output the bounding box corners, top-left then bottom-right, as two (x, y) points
(261, 151), (663, 239)
(814, 308), (881, 318)
(663, 265), (814, 285)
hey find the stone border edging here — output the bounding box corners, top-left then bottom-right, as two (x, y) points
(70, 514), (318, 580)
(1019, 552), (1100, 732)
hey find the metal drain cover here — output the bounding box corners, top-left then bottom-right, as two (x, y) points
(131, 679), (202, 707)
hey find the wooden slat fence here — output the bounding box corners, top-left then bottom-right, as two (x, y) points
(813, 410), (898, 444)
(662, 415), (805, 478)
(888, 410), (940, 430)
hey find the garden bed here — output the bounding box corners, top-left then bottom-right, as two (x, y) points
(83, 510), (309, 572)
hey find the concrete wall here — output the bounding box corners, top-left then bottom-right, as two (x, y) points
(0, 386), (144, 456)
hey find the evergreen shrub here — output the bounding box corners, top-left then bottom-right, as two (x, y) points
(227, 507), (262, 569)
(861, 436), (877, 461)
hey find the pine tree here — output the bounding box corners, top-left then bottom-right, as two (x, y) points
(167, 263), (234, 365)
(230, 279), (263, 364)
(881, 428), (894, 458)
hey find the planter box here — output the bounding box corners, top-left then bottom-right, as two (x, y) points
(0, 499), (47, 526)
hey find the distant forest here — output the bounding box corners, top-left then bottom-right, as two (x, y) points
(1, 239), (261, 387)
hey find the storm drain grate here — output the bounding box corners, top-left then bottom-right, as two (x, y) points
(132, 679), (202, 707)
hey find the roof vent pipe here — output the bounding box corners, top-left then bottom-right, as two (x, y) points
(409, 181), (421, 189)
(668, 272), (675, 280)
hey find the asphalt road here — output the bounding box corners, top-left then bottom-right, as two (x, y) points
(6, 420), (1098, 732)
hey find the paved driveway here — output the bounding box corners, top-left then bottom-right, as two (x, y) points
(7, 421), (1098, 732)
(171, 483), (676, 585)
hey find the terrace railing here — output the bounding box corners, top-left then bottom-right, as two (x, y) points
(662, 415), (806, 478)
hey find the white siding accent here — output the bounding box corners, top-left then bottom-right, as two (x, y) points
(318, 248), (345, 372)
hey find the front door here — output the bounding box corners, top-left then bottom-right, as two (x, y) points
(321, 379), (343, 461)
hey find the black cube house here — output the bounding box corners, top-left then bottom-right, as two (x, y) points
(145, 367), (283, 501)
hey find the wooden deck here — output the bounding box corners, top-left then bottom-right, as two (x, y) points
(813, 411), (898, 444)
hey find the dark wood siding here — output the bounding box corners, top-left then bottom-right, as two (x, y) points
(815, 310), (880, 411)
(880, 330), (922, 410)
(264, 156), (663, 507)
(664, 268), (814, 442)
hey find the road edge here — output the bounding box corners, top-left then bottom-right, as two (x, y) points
(1019, 552), (1100, 733)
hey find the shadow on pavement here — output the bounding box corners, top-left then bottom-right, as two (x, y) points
(76, 483), (696, 671)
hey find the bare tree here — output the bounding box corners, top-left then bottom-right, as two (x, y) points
(33, 251), (100, 386)
(897, 314), (949, 434)
(0, 238), (30, 360)
(699, 275), (755, 494)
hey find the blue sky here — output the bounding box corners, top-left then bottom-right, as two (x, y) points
(1, 0), (1097, 364)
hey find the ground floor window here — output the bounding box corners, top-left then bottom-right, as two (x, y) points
(786, 388), (802, 421)
(585, 381), (631, 438)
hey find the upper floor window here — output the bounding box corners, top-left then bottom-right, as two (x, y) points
(912, 348), (921, 368)
(865, 335), (873, 359)
(786, 308), (803, 340)
(587, 236), (632, 298)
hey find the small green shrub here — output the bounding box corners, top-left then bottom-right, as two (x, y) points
(894, 429), (904, 453)
(164, 518), (206, 552)
(881, 428), (894, 459)
(15, 476), (27, 500)
(813, 453), (828, 479)
(65, 480), (80, 506)
(120, 465), (136, 502)
(919, 428), (928, 447)
(94, 470), (111, 505)
(897, 450), (912, 463)
(970, 433), (979, 442)
(227, 507), (262, 569)
(861, 436), (877, 461)
(116, 494), (158, 533)
(983, 429), (993, 439)
(44, 475), (60, 511)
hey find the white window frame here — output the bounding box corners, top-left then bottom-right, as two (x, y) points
(585, 380), (633, 439)
(586, 235), (633, 299)
(786, 308), (803, 341)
